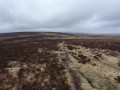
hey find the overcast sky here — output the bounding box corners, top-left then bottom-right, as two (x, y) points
(0, 0), (120, 34)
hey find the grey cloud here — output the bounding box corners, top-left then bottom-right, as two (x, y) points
(0, 0), (120, 34)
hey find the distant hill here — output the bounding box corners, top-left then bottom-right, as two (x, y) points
(0, 32), (120, 42)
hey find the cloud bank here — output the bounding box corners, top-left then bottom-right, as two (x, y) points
(0, 0), (120, 34)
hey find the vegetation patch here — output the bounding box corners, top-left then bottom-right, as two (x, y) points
(0, 41), (70, 90)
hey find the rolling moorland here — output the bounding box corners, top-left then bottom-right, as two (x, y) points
(0, 32), (120, 90)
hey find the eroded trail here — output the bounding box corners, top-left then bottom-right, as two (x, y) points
(58, 42), (81, 90)
(58, 41), (120, 90)
(65, 43), (120, 90)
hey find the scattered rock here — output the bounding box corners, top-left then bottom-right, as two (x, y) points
(118, 61), (120, 67)
(114, 76), (120, 83)
(78, 54), (87, 59)
(93, 56), (99, 60)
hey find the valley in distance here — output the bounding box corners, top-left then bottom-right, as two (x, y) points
(0, 32), (120, 90)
